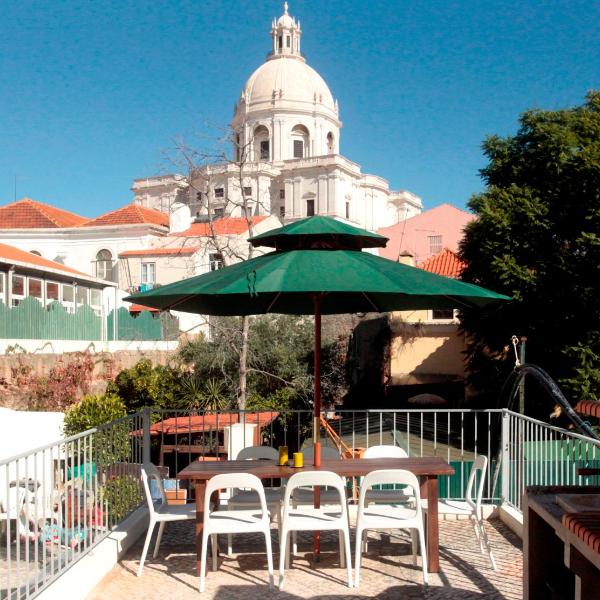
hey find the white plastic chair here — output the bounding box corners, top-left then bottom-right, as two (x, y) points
(200, 473), (274, 592)
(422, 455), (497, 570)
(279, 470), (352, 589)
(226, 446), (283, 555)
(137, 463), (195, 577)
(363, 445), (413, 505)
(355, 469), (427, 587)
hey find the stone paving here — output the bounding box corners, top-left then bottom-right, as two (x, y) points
(88, 516), (522, 599)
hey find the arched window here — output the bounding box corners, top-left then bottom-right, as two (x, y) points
(327, 132), (335, 155)
(291, 125), (310, 159)
(96, 249), (114, 281)
(253, 125), (270, 161)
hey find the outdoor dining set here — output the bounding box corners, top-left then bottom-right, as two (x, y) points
(136, 444), (496, 593)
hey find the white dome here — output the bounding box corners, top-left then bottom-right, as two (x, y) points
(242, 57), (336, 114)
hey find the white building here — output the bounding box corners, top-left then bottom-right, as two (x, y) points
(133, 3), (422, 232)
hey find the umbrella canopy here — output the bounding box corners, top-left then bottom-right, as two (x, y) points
(127, 246), (509, 315)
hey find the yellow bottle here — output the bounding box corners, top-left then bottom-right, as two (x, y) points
(293, 452), (304, 468)
(278, 446), (289, 466)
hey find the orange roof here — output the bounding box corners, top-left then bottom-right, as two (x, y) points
(177, 216), (268, 237)
(81, 203), (169, 228)
(119, 246), (199, 257)
(128, 303), (159, 313)
(143, 412), (279, 435)
(0, 242), (90, 277)
(0, 198), (87, 229)
(418, 248), (465, 279)
(575, 401), (600, 419)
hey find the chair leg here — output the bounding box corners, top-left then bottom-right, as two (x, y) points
(417, 526), (428, 585)
(264, 530), (274, 589)
(354, 525), (363, 588)
(278, 526), (288, 590)
(285, 532), (291, 569)
(153, 522), (165, 559)
(211, 534), (218, 571)
(137, 518), (155, 577)
(339, 529), (345, 568)
(343, 527), (353, 588)
(292, 529), (298, 555)
(411, 529), (418, 566)
(199, 530), (209, 593)
(227, 533), (233, 556)
(478, 520), (497, 570)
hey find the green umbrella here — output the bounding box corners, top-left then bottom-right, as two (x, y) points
(126, 215), (510, 464)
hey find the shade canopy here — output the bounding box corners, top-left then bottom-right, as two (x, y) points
(126, 246), (510, 315)
(248, 215), (389, 251)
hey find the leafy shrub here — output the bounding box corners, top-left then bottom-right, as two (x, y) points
(63, 393), (127, 435)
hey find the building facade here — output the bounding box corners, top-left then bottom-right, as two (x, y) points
(132, 3), (423, 232)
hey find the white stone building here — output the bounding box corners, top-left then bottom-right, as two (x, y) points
(133, 3), (422, 232)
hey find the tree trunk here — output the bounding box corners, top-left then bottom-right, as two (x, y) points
(238, 315), (250, 409)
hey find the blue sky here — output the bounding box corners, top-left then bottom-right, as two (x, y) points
(1, 0), (598, 217)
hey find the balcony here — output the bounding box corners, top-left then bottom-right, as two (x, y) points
(2, 408), (599, 599)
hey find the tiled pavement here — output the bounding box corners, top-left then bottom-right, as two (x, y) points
(88, 517), (522, 599)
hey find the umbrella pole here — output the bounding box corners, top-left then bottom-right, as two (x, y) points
(313, 294), (322, 561)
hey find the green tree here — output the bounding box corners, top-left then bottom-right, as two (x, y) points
(460, 91), (600, 407)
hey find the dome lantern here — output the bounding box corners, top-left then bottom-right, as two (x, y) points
(270, 2), (302, 60)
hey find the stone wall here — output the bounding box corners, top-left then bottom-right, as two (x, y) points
(0, 349), (176, 409)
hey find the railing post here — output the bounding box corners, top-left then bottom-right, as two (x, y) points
(142, 408), (151, 465)
(501, 409), (510, 505)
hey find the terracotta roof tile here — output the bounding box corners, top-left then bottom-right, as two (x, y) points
(119, 246), (199, 257)
(418, 248), (465, 279)
(128, 303), (159, 313)
(177, 216), (268, 237)
(81, 203), (169, 228)
(0, 242), (89, 277)
(0, 198), (87, 229)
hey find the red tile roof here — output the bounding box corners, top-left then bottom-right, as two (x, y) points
(81, 203), (169, 228)
(119, 246), (199, 257)
(177, 216), (268, 237)
(0, 198), (87, 229)
(418, 248), (465, 279)
(575, 401), (600, 419)
(145, 412), (279, 435)
(0, 242), (89, 277)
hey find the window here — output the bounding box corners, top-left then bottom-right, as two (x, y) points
(46, 281), (59, 306)
(345, 201), (350, 220)
(95, 249), (114, 281)
(62, 284), (74, 313)
(327, 132), (335, 154)
(279, 206), (285, 218)
(306, 199), (315, 217)
(293, 140), (304, 158)
(279, 189), (285, 200)
(90, 289), (102, 315)
(213, 207), (225, 218)
(286, 35), (291, 48)
(11, 274), (25, 306)
(243, 186), (252, 196)
(214, 187), (224, 198)
(209, 253), (223, 271)
(278, 35), (282, 49)
(28, 278), (42, 300)
(428, 235), (442, 255)
(76, 286), (88, 306)
(141, 262), (156, 284)
(260, 140), (270, 159)
(431, 309), (455, 321)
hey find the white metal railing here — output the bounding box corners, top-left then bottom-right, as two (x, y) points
(501, 410), (600, 511)
(2, 407), (599, 599)
(0, 413), (147, 600)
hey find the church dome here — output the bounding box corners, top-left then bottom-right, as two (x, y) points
(242, 57), (336, 113)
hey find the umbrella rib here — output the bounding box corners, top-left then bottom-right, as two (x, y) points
(361, 292), (380, 312)
(266, 292), (281, 312)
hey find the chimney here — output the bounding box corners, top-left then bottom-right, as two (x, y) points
(398, 250), (415, 267)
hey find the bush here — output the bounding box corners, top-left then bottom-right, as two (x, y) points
(63, 393), (127, 435)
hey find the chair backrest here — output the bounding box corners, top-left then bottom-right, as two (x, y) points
(358, 469), (421, 516)
(283, 470), (347, 508)
(205, 473), (269, 519)
(236, 446), (278, 461)
(465, 455), (488, 513)
(141, 462), (167, 515)
(363, 445), (408, 459)
(302, 445), (341, 462)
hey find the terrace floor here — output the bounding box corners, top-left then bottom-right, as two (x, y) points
(88, 516), (522, 599)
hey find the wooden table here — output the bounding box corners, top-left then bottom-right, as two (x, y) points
(177, 456), (454, 575)
(524, 486), (600, 599)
